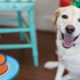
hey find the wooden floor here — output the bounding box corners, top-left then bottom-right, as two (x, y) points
(0, 30), (57, 80)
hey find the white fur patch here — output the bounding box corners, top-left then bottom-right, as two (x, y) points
(44, 61), (58, 69)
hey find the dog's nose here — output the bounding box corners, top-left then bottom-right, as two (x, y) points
(65, 25), (75, 34)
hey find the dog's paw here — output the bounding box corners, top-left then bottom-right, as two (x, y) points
(44, 61), (59, 69)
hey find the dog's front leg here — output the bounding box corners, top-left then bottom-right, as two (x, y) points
(55, 62), (65, 80)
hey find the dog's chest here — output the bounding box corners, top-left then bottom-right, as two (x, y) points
(60, 54), (80, 74)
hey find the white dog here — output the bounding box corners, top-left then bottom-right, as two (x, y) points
(44, 6), (80, 80)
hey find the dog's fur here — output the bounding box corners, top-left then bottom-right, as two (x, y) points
(44, 6), (80, 80)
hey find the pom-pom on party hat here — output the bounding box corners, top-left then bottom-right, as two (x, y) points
(71, 0), (80, 8)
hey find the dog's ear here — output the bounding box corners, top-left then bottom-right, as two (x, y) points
(52, 8), (63, 30)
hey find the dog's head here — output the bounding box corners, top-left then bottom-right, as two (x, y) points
(53, 6), (80, 49)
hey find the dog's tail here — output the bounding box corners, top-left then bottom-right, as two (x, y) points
(44, 61), (59, 69)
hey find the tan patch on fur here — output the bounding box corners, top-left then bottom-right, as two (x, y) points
(52, 6), (75, 30)
(52, 8), (65, 30)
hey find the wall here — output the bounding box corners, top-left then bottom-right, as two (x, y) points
(0, 0), (59, 31)
(35, 0), (59, 31)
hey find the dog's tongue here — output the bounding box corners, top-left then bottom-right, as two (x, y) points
(63, 34), (74, 48)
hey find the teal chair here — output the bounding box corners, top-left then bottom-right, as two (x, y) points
(0, 0), (38, 67)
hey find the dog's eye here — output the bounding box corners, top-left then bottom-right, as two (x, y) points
(62, 15), (68, 19)
(78, 18), (80, 22)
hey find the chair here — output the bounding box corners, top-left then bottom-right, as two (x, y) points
(0, 0), (38, 67)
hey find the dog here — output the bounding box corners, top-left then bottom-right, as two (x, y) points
(44, 6), (80, 80)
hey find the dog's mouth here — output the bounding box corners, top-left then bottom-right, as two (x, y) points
(62, 33), (79, 48)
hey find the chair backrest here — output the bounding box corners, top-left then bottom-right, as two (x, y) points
(0, 0), (35, 2)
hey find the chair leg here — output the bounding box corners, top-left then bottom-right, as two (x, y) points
(28, 10), (39, 67)
(17, 11), (24, 42)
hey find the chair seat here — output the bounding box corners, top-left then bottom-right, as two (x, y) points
(0, 2), (35, 11)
